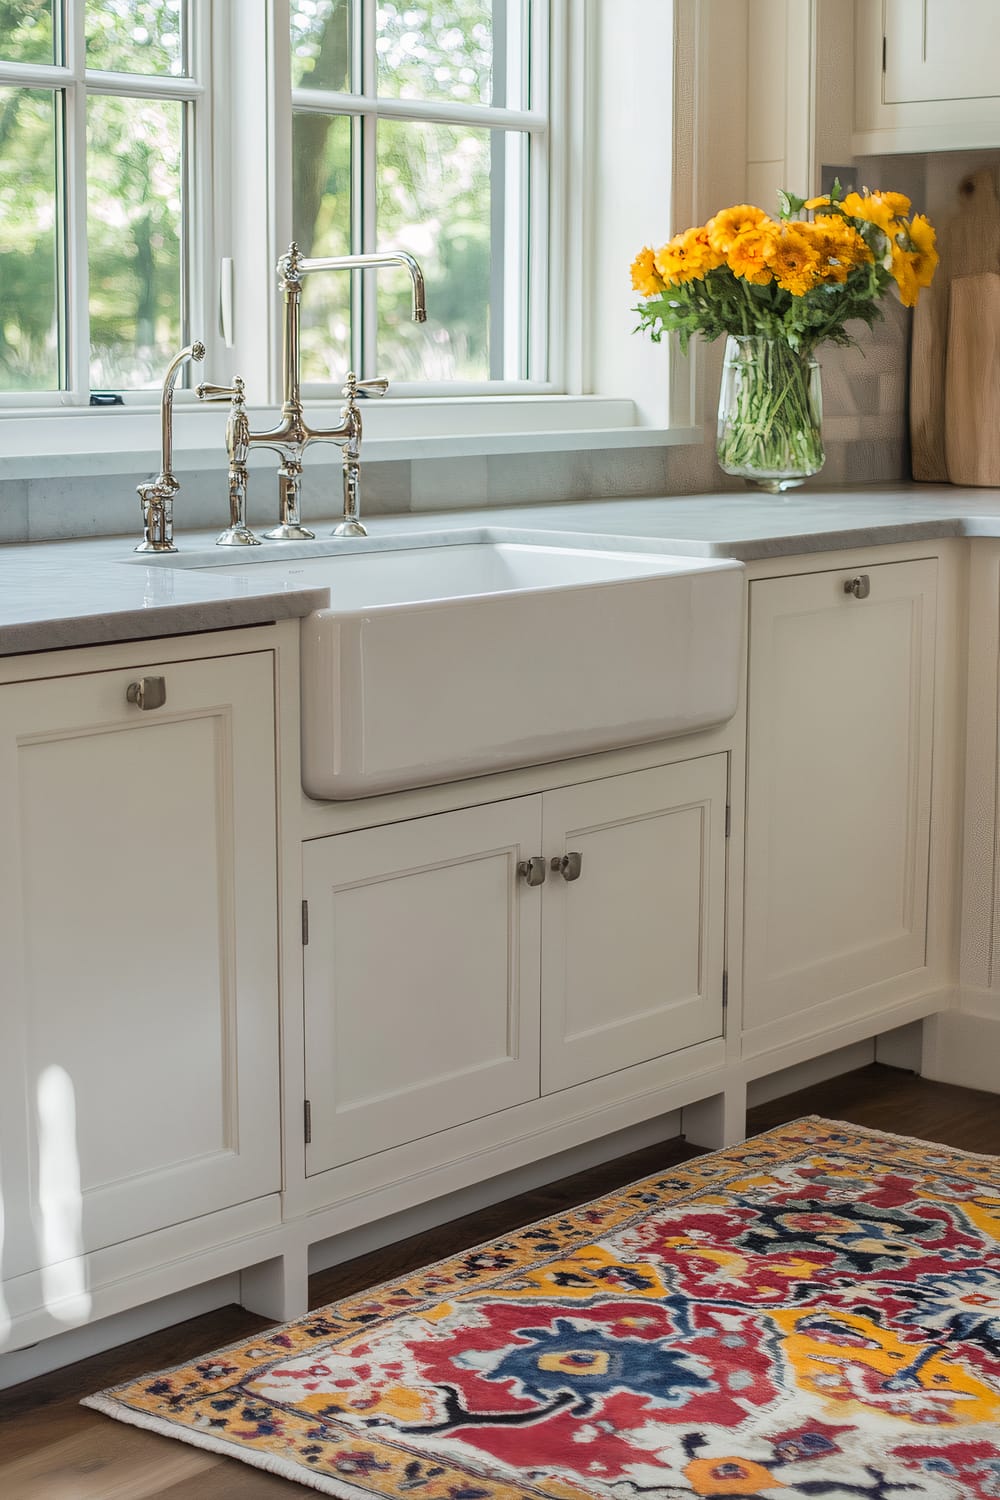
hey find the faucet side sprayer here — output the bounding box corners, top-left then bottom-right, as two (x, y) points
(135, 340), (206, 553)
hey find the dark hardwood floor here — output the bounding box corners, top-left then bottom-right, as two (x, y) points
(1, 1063), (998, 1497)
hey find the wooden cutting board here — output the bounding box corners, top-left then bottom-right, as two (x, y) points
(944, 273), (1000, 486)
(911, 167), (1000, 484)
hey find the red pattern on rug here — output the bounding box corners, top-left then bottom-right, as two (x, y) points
(84, 1118), (1000, 1498)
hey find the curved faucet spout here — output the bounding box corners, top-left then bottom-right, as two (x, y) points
(157, 340), (206, 489)
(276, 244), (427, 323)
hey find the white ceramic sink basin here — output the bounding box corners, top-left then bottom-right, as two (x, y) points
(202, 541), (745, 798)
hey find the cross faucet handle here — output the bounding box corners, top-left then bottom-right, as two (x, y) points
(342, 372), (389, 401)
(195, 377), (259, 549)
(196, 379), (245, 405)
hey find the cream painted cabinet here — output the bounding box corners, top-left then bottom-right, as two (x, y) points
(854, 1), (1000, 152)
(302, 757), (728, 1175)
(882, 0), (1000, 104)
(743, 558), (936, 1048)
(540, 758), (728, 1093)
(302, 797), (543, 1174)
(0, 651), (281, 1287)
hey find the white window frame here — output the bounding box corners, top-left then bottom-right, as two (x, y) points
(232, 0), (559, 404)
(0, 0), (211, 409)
(278, 0), (550, 395)
(0, 0), (707, 471)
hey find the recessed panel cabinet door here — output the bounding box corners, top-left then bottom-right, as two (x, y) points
(540, 758), (728, 1093)
(883, 1), (1000, 104)
(744, 560), (936, 1042)
(302, 798), (542, 1175)
(0, 652), (280, 1283)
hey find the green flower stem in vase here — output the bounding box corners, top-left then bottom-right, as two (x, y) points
(717, 335), (824, 493)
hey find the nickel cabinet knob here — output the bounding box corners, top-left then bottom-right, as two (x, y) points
(844, 574), (871, 600)
(517, 856), (547, 887)
(126, 676), (167, 711)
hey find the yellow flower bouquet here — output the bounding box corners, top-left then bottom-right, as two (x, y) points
(631, 184), (938, 489)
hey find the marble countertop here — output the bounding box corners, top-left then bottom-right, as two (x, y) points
(4, 481), (1000, 656)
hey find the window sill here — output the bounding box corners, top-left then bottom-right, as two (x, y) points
(0, 395), (699, 481)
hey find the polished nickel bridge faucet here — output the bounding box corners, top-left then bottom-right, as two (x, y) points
(199, 243), (426, 541)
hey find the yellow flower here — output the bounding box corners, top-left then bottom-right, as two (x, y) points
(767, 225), (821, 296)
(906, 213), (939, 288)
(654, 226), (722, 284)
(802, 218), (873, 281)
(841, 191), (890, 232)
(880, 190), (912, 219)
(804, 194), (831, 211)
(727, 224), (776, 284)
(890, 243), (920, 307)
(630, 245), (664, 297)
(682, 224), (726, 274)
(841, 189), (910, 234)
(837, 222), (875, 267)
(708, 203), (770, 254)
(800, 223), (850, 284)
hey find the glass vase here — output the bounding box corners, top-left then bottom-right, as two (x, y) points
(716, 335), (824, 493)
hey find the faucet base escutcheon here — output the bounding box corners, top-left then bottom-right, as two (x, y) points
(263, 522), (317, 542)
(332, 517), (368, 538)
(216, 524), (263, 547)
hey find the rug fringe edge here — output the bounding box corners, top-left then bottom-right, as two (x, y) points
(79, 1392), (374, 1500)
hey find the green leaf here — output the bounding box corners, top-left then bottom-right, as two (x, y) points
(778, 188), (807, 219)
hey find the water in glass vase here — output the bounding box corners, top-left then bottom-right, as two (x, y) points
(717, 335), (824, 493)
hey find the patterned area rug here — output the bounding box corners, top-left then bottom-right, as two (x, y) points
(84, 1117), (1000, 1498)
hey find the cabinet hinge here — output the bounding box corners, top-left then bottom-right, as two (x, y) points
(722, 971), (729, 1011)
(304, 1098), (312, 1145)
(882, 33), (887, 71)
(301, 899), (309, 946)
(725, 803), (731, 838)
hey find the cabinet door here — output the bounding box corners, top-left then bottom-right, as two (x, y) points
(0, 652), (280, 1282)
(303, 798), (542, 1174)
(540, 758), (728, 1093)
(883, 0), (1000, 103)
(744, 559), (936, 1040)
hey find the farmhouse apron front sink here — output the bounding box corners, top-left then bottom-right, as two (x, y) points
(193, 540), (745, 798)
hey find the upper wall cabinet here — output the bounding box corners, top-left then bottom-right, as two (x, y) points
(883, 0), (1000, 103)
(854, 0), (1000, 153)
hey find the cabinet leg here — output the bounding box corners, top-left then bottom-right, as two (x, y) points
(682, 1086), (747, 1151)
(240, 1251), (309, 1323)
(875, 1019), (925, 1073)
